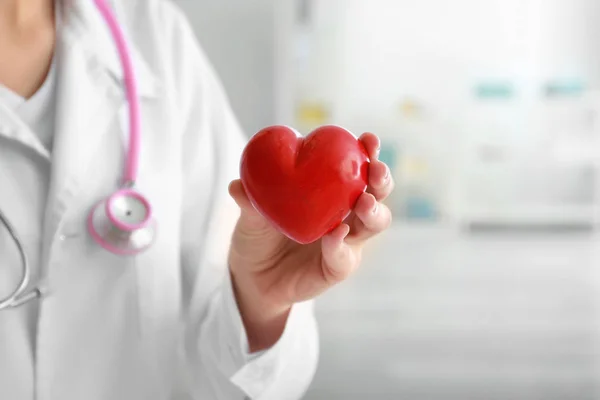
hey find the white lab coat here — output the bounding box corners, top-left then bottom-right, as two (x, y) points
(0, 0), (319, 399)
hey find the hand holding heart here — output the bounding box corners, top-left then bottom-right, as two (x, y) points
(228, 126), (394, 352)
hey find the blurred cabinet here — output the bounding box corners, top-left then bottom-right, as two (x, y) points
(456, 87), (600, 229)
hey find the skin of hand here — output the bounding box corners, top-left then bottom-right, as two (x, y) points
(228, 132), (394, 352)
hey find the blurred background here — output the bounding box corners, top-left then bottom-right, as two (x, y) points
(177, 0), (600, 398)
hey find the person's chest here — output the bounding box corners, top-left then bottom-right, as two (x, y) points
(0, 60), (212, 400)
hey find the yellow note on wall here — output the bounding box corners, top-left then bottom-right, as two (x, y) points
(296, 102), (329, 125)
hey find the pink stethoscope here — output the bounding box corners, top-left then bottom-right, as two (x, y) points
(0, 0), (153, 310)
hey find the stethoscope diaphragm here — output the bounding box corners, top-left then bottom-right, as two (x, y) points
(88, 189), (156, 255)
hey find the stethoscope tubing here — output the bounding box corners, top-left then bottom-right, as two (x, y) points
(93, 0), (141, 186)
(0, 208), (38, 310)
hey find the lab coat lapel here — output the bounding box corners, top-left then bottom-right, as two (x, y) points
(44, 0), (158, 256)
(43, 31), (119, 255)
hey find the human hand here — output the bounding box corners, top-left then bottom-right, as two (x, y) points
(228, 132), (394, 352)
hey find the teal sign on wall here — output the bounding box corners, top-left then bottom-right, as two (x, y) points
(378, 141), (397, 171)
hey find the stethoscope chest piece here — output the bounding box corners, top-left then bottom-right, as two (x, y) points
(88, 189), (156, 255)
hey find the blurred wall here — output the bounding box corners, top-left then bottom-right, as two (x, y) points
(173, 0), (277, 136)
(287, 0), (600, 132)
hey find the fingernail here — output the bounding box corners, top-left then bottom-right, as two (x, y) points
(384, 168), (390, 182)
(372, 203), (378, 214)
(342, 224), (350, 239)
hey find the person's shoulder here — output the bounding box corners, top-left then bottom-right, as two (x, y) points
(112, 0), (233, 130)
(114, 0), (215, 88)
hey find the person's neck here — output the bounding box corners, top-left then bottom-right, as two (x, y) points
(0, 0), (56, 98)
(0, 0), (54, 29)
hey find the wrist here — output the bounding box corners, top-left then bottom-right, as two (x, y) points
(229, 270), (292, 353)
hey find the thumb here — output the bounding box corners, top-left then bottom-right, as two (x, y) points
(228, 180), (270, 229)
(228, 179), (256, 215)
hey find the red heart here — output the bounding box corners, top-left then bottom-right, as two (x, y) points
(240, 125), (370, 244)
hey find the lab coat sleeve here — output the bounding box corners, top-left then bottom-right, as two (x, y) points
(162, 3), (319, 399)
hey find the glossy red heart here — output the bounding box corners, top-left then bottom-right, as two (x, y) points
(240, 125), (370, 244)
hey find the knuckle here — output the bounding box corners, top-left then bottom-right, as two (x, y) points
(324, 264), (352, 283)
